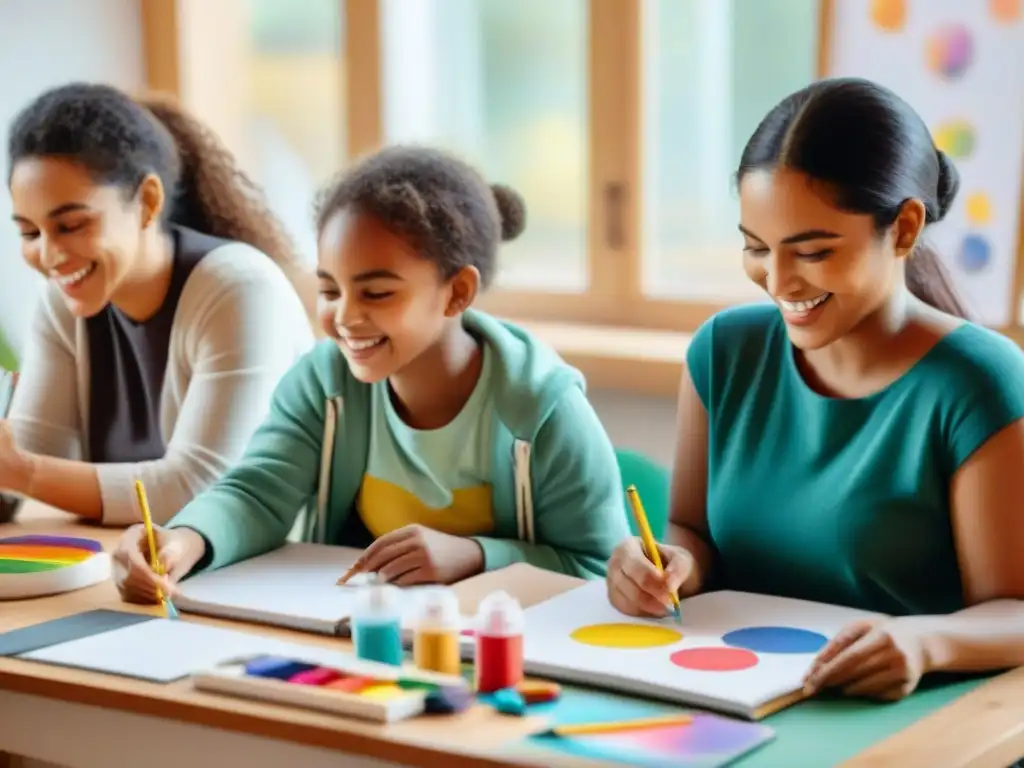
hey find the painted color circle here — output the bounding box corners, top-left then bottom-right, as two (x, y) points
(933, 120), (976, 160)
(870, 0), (906, 31)
(926, 25), (974, 79)
(571, 623), (683, 649)
(966, 193), (993, 225)
(990, 0), (1021, 24)
(959, 234), (992, 272)
(722, 626), (828, 654)
(670, 647), (758, 672)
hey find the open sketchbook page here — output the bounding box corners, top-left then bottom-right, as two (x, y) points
(174, 543), (461, 633)
(520, 581), (882, 717)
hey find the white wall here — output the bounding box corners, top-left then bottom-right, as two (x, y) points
(0, 0), (144, 356)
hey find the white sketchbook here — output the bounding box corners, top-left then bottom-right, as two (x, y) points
(521, 580), (883, 720)
(174, 542), (476, 652)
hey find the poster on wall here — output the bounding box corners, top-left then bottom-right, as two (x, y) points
(828, 0), (1024, 327)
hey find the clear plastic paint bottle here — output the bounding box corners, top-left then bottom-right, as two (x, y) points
(351, 577), (404, 666)
(412, 586), (462, 676)
(474, 590), (524, 693)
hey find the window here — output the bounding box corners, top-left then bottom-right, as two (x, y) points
(641, 0), (819, 302)
(378, 0), (589, 292)
(243, 0), (346, 262)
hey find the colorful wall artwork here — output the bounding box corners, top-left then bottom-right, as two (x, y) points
(831, 0), (1024, 326)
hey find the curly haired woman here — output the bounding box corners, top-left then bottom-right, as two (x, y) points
(0, 82), (315, 525)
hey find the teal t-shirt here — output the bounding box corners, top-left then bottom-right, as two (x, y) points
(355, 346), (497, 539)
(689, 303), (1024, 616)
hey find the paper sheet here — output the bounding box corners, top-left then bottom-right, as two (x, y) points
(18, 618), (364, 683)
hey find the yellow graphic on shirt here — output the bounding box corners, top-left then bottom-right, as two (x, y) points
(357, 474), (495, 538)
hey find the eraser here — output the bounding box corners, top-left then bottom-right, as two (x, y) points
(492, 687), (527, 716)
(288, 666), (342, 686)
(424, 686), (474, 714)
(244, 657), (315, 680)
(516, 679), (561, 704)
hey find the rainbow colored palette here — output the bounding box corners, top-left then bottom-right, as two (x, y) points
(0, 535), (110, 600)
(191, 653), (472, 723)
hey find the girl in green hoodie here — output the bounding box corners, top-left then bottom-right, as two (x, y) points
(114, 146), (630, 602)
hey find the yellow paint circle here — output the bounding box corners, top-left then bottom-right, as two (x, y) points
(966, 193), (993, 225)
(570, 623), (683, 649)
(871, 0), (906, 32)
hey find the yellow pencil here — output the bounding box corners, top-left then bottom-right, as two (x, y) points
(134, 480), (177, 619)
(552, 714), (693, 737)
(625, 485), (682, 624)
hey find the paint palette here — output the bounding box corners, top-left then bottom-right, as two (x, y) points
(0, 535), (111, 600)
(519, 582), (883, 720)
(191, 653), (470, 723)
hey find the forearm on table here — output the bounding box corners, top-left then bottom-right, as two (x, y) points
(12, 452), (103, 520)
(664, 521), (716, 594)
(919, 600), (1024, 673)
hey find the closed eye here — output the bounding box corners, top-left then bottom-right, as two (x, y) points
(18, 230), (40, 241)
(57, 221), (87, 235)
(743, 244), (769, 256)
(363, 290), (394, 300)
(795, 249), (833, 262)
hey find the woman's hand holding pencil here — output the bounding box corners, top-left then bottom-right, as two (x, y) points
(607, 536), (696, 619)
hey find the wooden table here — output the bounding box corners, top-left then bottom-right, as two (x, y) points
(2, 502), (1024, 768)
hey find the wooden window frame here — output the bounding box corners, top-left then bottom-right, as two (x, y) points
(141, 0), (1024, 395)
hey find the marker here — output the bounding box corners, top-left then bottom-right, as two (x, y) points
(551, 714), (693, 737)
(625, 485), (681, 624)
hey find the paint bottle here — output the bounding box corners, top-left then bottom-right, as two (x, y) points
(412, 586), (462, 676)
(351, 577), (404, 666)
(474, 590), (524, 693)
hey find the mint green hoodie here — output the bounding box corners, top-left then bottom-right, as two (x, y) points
(166, 310), (631, 578)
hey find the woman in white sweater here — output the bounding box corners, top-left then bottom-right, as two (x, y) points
(0, 83), (315, 525)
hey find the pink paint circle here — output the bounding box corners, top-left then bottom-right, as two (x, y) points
(460, 629), (475, 637)
(670, 647), (759, 672)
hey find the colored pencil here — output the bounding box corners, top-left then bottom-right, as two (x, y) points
(551, 714), (693, 737)
(134, 479), (178, 619)
(625, 485), (682, 624)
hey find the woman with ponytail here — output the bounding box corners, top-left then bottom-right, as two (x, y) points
(0, 82), (314, 525)
(608, 78), (1024, 701)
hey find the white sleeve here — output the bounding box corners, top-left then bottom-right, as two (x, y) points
(7, 284), (84, 461)
(94, 257), (316, 525)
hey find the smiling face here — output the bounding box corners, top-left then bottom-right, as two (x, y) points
(316, 208), (478, 383)
(10, 157), (156, 319)
(738, 167), (924, 350)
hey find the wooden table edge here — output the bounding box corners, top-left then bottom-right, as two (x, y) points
(0, 666), (532, 768)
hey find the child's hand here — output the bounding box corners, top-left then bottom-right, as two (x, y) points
(354, 525), (485, 585)
(112, 524), (206, 603)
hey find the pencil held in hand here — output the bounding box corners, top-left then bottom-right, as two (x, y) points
(625, 485), (682, 623)
(134, 479), (178, 618)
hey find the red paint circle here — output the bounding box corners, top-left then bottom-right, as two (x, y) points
(670, 646), (759, 672)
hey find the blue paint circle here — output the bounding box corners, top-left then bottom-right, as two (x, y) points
(959, 233), (991, 272)
(722, 626), (828, 654)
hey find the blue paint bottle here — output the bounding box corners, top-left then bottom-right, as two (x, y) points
(351, 578), (404, 666)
